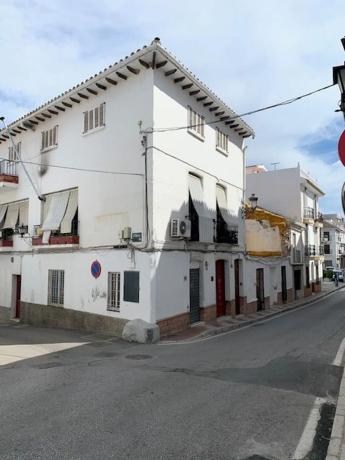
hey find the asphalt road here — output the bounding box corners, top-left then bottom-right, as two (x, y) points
(1, 289), (345, 460)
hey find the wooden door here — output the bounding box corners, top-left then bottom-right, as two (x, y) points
(15, 275), (21, 319)
(281, 266), (287, 302)
(256, 268), (265, 311)
(216, 260), (226, 317)
(234, 259), (240, 315)
(189, 268), (200, 323)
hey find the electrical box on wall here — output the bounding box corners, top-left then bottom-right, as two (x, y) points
(122, 226), (132, 241)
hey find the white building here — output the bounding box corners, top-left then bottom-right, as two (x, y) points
(246, 165), (325, 298)
(322, 214), (345, 269)
(0, 38), (254, 337)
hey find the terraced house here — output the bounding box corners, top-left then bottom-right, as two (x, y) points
(0, 38), (254, 337)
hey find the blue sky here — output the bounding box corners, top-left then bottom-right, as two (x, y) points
(1, 0), (345, 213)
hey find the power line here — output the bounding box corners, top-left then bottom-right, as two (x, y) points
(142, 83), (335, 134)
(0, 157), (144, 177)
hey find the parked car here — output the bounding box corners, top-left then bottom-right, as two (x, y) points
(332, 270), (344, 282)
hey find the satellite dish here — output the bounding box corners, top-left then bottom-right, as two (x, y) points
(342, 182), (345, 216)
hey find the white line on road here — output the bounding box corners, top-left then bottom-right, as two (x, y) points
(333, 337), (345, 367)
(293, 397), (326, 460)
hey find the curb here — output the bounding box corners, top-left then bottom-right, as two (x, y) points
(166, 285), (344, 344)
(326, 367), (345, 460)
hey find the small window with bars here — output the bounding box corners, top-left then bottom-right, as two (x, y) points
(41, 126), (58, 151)
(188, 106), (205, 139)
(216, 129), (228, 153)
(83, 103), (105, 134)
(107, 272), (120, 311)
(48, 269), (64, 306)
(8, 142), (21, 161)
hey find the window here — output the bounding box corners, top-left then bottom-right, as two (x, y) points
(188, 107), (204, 139)
(124, 271), (140, 303)
(107, 272), (121, 311)
(323, 231), (330, 241)
(83, 103), (105, 133)
(48, 269), (64, 306)
(41, 126), (58, 151)
(8, 142), (21, 161)
(324, 244), (331, 255)
(216, 185), (238, 244)
(216, 129), (228, 153)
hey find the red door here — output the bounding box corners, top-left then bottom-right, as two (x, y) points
(216, 260), (226, 317)
(15, 275), (21, 319)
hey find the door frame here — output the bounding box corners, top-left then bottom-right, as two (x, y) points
(189, 265), (201, 324)
(281, 266), (287, 303)
(215, 259), (226, 317)
(234, 259), (241, 315)
(256, 268), (265, 311)
(12, 274), (22, 319)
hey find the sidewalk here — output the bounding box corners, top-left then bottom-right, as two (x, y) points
(162, 281), (344, 344)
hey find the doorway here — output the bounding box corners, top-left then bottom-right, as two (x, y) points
(216, 260), (226, 317)
(14, 275), (21, 319)
(256, 268), (265, 311)
(281, 266), (287, 303)
(234, 259), (241, 315)
(189, 268), (200, 323)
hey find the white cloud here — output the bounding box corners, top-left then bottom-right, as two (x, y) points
(1, 0), (345, 212)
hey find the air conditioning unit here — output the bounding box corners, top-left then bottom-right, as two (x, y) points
(170, 218), (191, 239)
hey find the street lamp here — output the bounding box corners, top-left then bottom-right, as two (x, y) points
(248, 193), (258, 212)
(333, 63), (345, 115)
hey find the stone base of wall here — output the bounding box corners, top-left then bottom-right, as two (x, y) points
(245, 300), (257, 314)
(228, 297), (247, 316)
(0, 306), (11, 323)
(20, 302), (127, 337)
(200, 305), (217, 322)
(304, 286), (313, 297)
(287, 288), (294, 302)
(312, 282), (321, 293)
(157, 312), (190, 338)
(277, 289), (294, 305)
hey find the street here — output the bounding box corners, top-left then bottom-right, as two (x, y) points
(1, 289), (345, 460)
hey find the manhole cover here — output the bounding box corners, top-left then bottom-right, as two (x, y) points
(125, 354), (152, 360)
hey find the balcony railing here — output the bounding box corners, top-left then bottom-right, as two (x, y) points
(305, 245), (325, 256)
(0, 160), (17, 176)
(304, 207), (315, 219)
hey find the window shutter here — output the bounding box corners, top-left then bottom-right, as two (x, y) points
(17, 142), (21, 157)
(99, 103), (104, 126)
(94, 107), (99, 128)
(49, 129), (53, 147)
(45, 131), (49, 149)
(84, 112), (88, 133)
(41, 132), (45, 151)
(89, 110), (94, 130)
(53, 126), (57, 145)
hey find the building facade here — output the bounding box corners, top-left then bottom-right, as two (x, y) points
(246, 165), (325, 299)
(0, 39), (254, 337)
(322, 214), (345, 269)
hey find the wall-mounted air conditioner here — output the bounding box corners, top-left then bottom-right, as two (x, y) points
(170, 218), (191, 239)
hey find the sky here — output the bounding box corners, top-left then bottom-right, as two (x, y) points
(0, 0), (345, 214)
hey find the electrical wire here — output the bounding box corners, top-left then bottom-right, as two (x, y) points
(142, 83), (335, 134)
(0, 156), (144, 177)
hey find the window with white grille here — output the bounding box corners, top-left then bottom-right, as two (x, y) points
(41, 126), (58, 151)
(216, 129), (228, 153)
(83, 103), (105, 134)
(48, 269), (64, 306)
(107, 272), (120, 311)
(8, 142), (21, 161)
(188, 107), (204, 139)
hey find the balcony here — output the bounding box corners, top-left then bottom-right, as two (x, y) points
(305, 244), (325, 258)
(303, 207), (315, 223)
(314, 212), (323, 228)
(291, 248), (303, 264)
(0, 160), (18, 189)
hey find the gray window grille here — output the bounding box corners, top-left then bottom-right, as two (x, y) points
(107, 272), (120, 311)
(48, 269), (64, 306)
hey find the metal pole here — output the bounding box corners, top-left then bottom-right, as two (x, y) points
(0, 118), (44, 200)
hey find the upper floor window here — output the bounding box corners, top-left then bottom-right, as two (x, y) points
(8, 142), (21, 161)
(216, 129), (228, 154)
(83, 103), (105, 134)
(41, 126), (58, 152)
(188, 107), (204, 139)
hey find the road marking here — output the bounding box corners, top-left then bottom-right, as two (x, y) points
(160, 288), (345, 346)
(0, 342), (87, 366)
(333, 337), (345, 367)
(293, 397), (325, 460)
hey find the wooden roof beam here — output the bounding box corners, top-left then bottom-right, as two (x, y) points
(203, 101), (213, 107)
(127, 65), (140, 75)
(35, 116), (45, 122)
(220, 116), (230, 121)
(28, 119), (38, 125)
(156, 60), (168, 69)
(105, 77), (117, 86)
(165, 68), (177, 76)
(12, 129), (21, 134)
(78, 92), (89, 100)
(182, 83), (193, 90)
(197, 95), (207, 102)
(86, 88), (98, 96)
(174, 76), (185, 83)
(55, 105), (65, 112)
(62, 101), (73, 108)
(96, 82), (107, 91)
(48, 109), (59, 115)
(215, 111), (225, 117)
(209, 106), (219, 112)
(139, 59), (150, 69)
(190, 90), (200, 96)
(18, 126), (27, 131)
(42, 113), (52, 118)
(116, 71), (127, 80)
(70, 97), (80, 103)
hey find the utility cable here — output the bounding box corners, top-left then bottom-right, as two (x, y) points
(142, 83), (335, 134)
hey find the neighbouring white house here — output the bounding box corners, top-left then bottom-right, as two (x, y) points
(0, 38), (255, 337)
(322, 214), (345, 269)
(246, 165), (325, 299)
